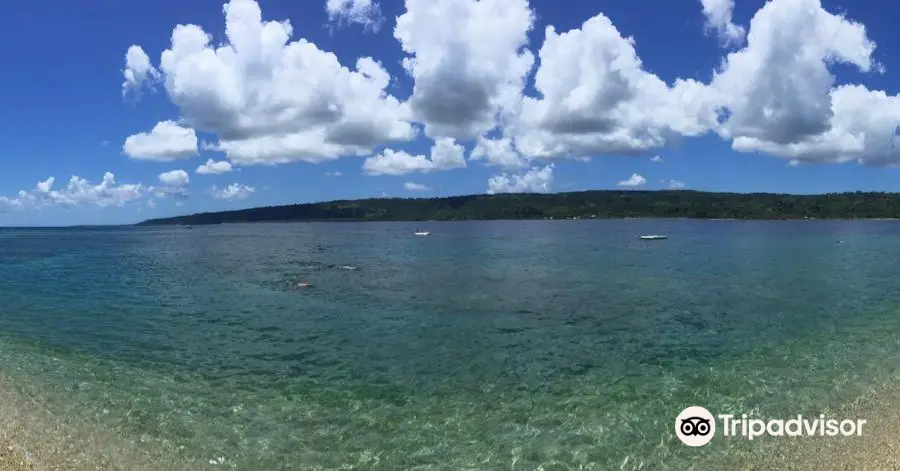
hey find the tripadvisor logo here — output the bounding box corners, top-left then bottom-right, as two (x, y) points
(674, 406), (867, 446)
(675, 406), (716, 447)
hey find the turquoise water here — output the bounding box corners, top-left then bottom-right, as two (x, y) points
(3, 220), (900, 469)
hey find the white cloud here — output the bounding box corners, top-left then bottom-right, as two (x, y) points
(0, 193), (29, 212)
(325, 0), (381, 31)
(2, 173), (144, 210)
(514, 14), (719, 160)
(158, 169), (190, 187)
(122, 45), (160, 98)
(363, 137), (466, 175)
(150, 169), (190, 199)
(52, 173), (143, 207)
(196, 159), (234, 175)
(395, 0), (535, 139)
(651, 155), (663, 163)
(128, 0), (413, 166)
(325, 171), (343, 177)
(618, 173), (646, 187)
(123, 121), (199, 161)
(710, 0), (899, 165)
(487, 164), (554, 194)
(209, 183), (256, 200)
(109, 0), (900, 177)
(469, 135), (527, 169)
(403, 182), (431, 191)
(430, 137), (467, 170)
(36, 177), (55, 194)
(363, 149), (433, 175)
(668, 179), (686, 189)
(699, 0), (746, 46)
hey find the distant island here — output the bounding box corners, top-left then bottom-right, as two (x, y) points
(134, 190), (900, 226)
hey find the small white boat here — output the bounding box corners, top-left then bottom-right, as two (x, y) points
(639, 235), (667, 240)
(414, 231), (431, 236)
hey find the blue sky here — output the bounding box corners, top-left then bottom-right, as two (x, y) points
(3, 0), (900, 226)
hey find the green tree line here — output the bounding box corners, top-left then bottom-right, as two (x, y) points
(135, 190), (900, 226)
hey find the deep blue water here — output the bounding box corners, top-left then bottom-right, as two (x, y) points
(2, 220), (900, 469)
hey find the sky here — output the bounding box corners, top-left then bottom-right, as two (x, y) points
(3, 0), (900, 225)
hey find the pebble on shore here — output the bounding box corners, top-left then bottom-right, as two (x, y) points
(0, 442), (34, 471)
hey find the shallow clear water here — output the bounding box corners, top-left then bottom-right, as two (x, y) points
(3, 220), (900, 469)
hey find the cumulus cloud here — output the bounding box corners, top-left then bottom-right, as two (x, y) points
(618, 173), (646, 187)
(651, 155), (663, 163)
(196, 159), (234, 175)
(699, 0), (746, 46)
(710, 0), (897, 165)
(0, 192), (32, 212)
(487, 164), (554, 194)
(363, 149), (433, 175)
(469, 136), (527, 169)
(668, 179), (686, 189)
(109, 0), (900, 184)
(158, 169), (189, 187)
(1, 173), (144, 210)
(403, 182), (431, 191)
(127, 0), (413, 166)
(325, 0), (381, 31)
(514, 14), (719, 160)
(122, 45), (160, 98)
(36, 177), (55, 194)
(150, 169), (191, 199)
(395, 0), (535, 139)
(123, 121), (199, 161)
(209, 183), (256, 200)
(363, 137), (466, 175)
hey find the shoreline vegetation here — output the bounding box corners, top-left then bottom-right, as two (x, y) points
(135, 190), (900, 226)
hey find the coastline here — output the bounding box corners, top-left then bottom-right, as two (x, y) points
(131, 189), (900, 227)
(707, 373), (900, 470)
(0, 374), (194, 471)
(2, 372), (900, 470)
(132, 216), (900, 227)
(6, 215), (900, 230)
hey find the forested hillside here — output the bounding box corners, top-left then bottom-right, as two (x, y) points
(134, 190), (900, 226)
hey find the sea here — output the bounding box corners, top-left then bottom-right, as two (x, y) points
(2, 219), (900, 469)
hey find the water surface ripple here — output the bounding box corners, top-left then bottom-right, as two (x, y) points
(2, 220), (900, 469)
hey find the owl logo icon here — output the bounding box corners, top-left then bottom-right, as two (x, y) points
(675, 406), (716, 446)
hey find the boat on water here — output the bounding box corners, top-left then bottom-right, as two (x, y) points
(639, 235), (667, 240)
(414, 231), (431, 236)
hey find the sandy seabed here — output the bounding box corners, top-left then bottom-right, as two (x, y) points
(699, 378), (900, 471)
(3, 373), (900, 471)
(0, 374), (196, 471)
